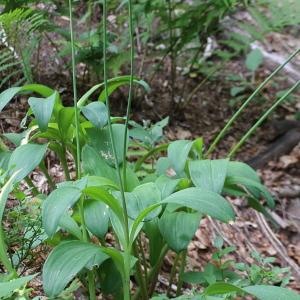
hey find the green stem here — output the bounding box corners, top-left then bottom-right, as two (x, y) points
(134, 144), (168, 172)
(69, 1), (95, 298)
(24, 177), (38, 196)
(103, 2), (131, 299)
(133, 242), (148, 300)
(228, 80), (300, 158)
(205, 47), (300, 157)
(167, 253), (180, 297)
(176, 250), (187, 297)
(148, 244), (169, 297)
(138, 236), (148, 283)
(39, 161), (55, 190)
(68, 0), (81, 179)
(122, 0), (135, 191)
(59, 146), (71, 181)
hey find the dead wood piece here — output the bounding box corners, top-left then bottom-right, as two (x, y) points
(270, 120), (300, 137)
(247, 128), (300, 169)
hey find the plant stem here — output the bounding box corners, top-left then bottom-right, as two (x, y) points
(69, 1), (95, 298)
(148, 244), (169, 297)
(176, 250), (187, 297)
(59, 145), (71, 181)
(103, 2), (131, 299)
(39, 161), (55, 190)
(167, 0), (176, 108)
(138, 236), (148, 283)
(133, 242), (148, 300)
(122, 0), (135, 191)
(68, 0), (81, 179)
(205, 47), (300, 157)
(133, 244), (169, 300)
(228, 80), (300, 158)
(134, 143), (168, 172)
(167, 253), (180, 297)
(24, 177), (38, 196)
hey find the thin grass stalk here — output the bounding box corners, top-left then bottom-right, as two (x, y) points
(68, 2), (95, 299)
(122, 0), (135, 190)
(228, 80), (300, 158)
(205, 48), (300, 157)
(102, 2), (131, 299)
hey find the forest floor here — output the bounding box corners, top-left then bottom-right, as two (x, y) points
(1, 16), (300, 298)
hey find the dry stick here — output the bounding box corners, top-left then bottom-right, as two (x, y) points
(255, 211), (300, 278)
(205, 48), (300, 158)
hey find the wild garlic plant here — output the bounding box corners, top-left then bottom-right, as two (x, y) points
(0, 1), (300, 299)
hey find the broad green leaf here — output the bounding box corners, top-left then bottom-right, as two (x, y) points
(205, 282), (244, 295)
(28, 92), (57, 131)
(82, 145), (117, 183)
(57, 177), (88, 190)
(83, 186), (124, 223)
(162, 187), (235, 223)
(8, 143), (47, 182)
(57, 107), (75, 141)
(3, 130), (31, 146)
(244, 285), (300, 300)
(119, 183), (161, 221)
(155, 176), (180, 199)
(77, 76), (150, 107)
(168, 140), (193, 175)
(158, 211), (201, 253)
(42, 186), (82, 237)
(144, 219), (165, 266)
(58, 213), (82, 240)
(81, 102), (108, 129)
(129, 203), (162, 245)
(86, 124), (128, 166)
(189, 159), (228, 194)
(99, 78), (150, 101)
(0, 84), (54, 112)
(0, 172), (20, 273)
(0, 151), (11, 170)
(181, 271), (206, 284)
(226, 161), (260, 183)
(98, 259), (123, 296)
(43, 241), (108, 297)
(86, 175), (119, 190)
(84, 199), (109, 239)
(0, 275), (36, 299)
(226, 176), (274, 208)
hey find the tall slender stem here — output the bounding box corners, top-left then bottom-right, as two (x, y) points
(205, 48), (300, 157)
(69, 2), (95, 299)
(103, 2), (131, 299)
(228, 80), (300, 158)
(176, 250), (187, 297)
(68, 0), (81, 179)
(122, 0), (135, 190)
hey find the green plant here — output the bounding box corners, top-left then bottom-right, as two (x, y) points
(0, 7), (48, 88)
(1, 2), (300, 300)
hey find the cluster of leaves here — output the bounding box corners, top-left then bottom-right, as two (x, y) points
(0, 75), (298, 299)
